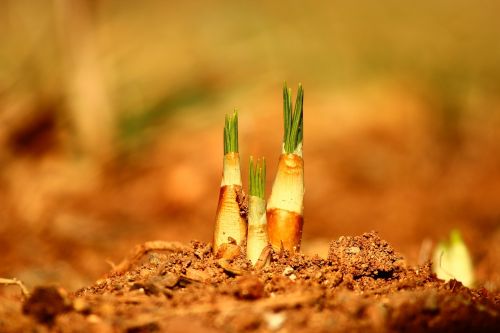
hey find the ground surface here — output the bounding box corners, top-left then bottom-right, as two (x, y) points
(1, 232), (498, 332)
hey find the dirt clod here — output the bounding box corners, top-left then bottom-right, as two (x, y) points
(234, 275), (265, 300)
(22, 286), (71, 325)
(328, 231), (404, 278)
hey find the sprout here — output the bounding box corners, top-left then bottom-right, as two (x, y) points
(213, 111), (247, 256)
(247, 157), (268, 265)
(267, 83), (305, 252)
(432, 229), (474, 288)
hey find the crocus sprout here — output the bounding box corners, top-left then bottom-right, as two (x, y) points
(213, 111), (247, 255)
(247, 157), (268, 265)
(432, 229), (474, 288)
(267, 83), (305, 252)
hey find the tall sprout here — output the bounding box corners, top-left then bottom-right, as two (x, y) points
(213, 111), (247, 255)
(247, 157), (268, 265)
(267, 83), (304, 252)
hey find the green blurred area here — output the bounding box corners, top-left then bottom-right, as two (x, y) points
(1, 0), (499, 157)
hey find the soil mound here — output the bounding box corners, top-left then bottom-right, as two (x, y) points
(2, 233), (499, 332)
(328, 231), (405, 278)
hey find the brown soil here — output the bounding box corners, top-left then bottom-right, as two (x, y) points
(1, 232), (498, 332)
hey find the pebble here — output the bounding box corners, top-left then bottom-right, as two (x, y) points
(185, 268), (210, 282)
(347, 246), (361, 254)
(73, 299), (90, 312)
(283, 266), (294, 276)
(264, 312), (286, 331)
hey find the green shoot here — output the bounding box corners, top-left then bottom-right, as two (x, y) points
(224, 110), (239, 154)
(249, 157), (266, 199)
(432, 229), (474, 287)
(283, 83), (304, 154)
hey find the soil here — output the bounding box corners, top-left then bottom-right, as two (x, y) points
(1, 232), (498, 332)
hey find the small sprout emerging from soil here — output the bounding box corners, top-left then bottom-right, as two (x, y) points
(432, 229), (474, 288)
(267, 83), (305, 252)
(247, 157), (269, 265)
(213, 111), (247, 255)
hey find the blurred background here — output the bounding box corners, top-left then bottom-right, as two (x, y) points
(0, 0), (499, 291)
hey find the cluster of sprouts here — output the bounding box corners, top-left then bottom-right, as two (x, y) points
(213, 83), (305, 265)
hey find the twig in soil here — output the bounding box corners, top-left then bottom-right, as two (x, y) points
(0, 277), (30, 298)
(112, 241), (190, 274)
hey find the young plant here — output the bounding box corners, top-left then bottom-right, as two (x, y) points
(267, 83), (304, 252)
(247, 157), (269, 265)
(432, 229), (474, 288)
(213, 111), (247, 255)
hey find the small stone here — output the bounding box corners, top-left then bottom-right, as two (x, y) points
(289, 274), (297, 281)
(130, 282), (160, 296)
(153, 273), (179, 288)
(347, 246), (361, 254)
(185, 268), (210, 282)
(264, 312), (286, 331)
(73, 298), (90, 313)
(283, 266), (294, 276)
(325, 271), (343, 287)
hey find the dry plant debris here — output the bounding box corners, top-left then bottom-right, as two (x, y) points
(0, 278), (30, 298)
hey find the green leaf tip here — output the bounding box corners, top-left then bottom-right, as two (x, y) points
(249, 156), (266, 199)
(223, 110), (239, 154)
(283, 83), (304, 154)
(432, 228), (474, 288)
(449, 229), (463, 245)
